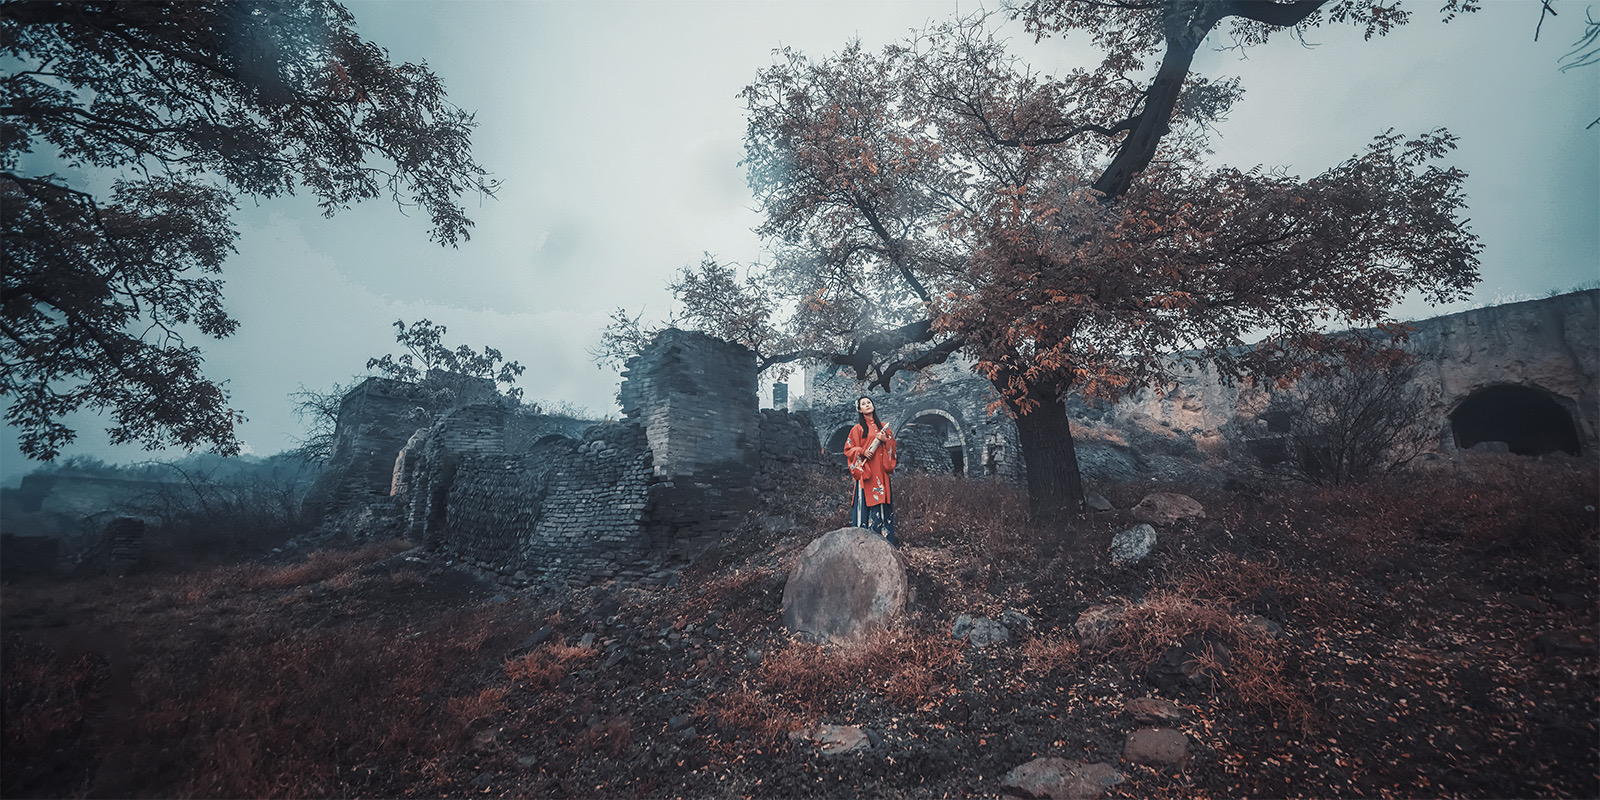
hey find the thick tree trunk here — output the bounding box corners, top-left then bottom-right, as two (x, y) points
(1006, 391), (1086, 518)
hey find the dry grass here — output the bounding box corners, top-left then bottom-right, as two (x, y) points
(1, 541), (522, 799)
(760, 628), (963, 716)
(694, 682), (799, 744)
(1022, 635), (1082, 676)
(894, 474), (1034, 552)
(504, 643), (598, 690)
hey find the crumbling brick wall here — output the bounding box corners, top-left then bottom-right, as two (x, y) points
(619, 329), (764, 555)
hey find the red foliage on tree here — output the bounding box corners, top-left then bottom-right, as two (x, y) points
(620, 2), (1483, 513)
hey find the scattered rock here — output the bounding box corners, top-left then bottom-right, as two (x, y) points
(1237, 612), (1283, 638)
(781, 528), (908, 644)
(1508, 595), (1548, 613)
(745, 647), (763, 664)
(1123, 728), (1189, 769)
(951, 614), (1011, 647)
(1123, 697), (1184, 724)
(1109, 524), (1157, 566)
(677, 726), (698, 741)
(1147, 634), (1231, 693)
(1074, 603), (1126, 648)
(1549, 592), (1589, 611)
(489, 593), (509, 605)
(516, 755), (538, 769)
(1084, 492), (1114, 513)
(603, 649), (626, 669)
(577, 632), (595, 648)
(1130, 493), (1205, 526)
(1002, 609), (1034, 633)
(1535, 629), (1597, 658)
(789, 724), (870, 756)
(668, 713), (694, 731)
(1001, 757), (1125, 799)
(516, 625), (554, 652)
(1470, 440), (1510, 453)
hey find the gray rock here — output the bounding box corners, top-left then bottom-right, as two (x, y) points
(668, 713), (694, 731)
(952, 614), (975, 640)
(577, 632), (595, 648)
(516, 625), (554, 652)
(782, 527), (908, 644)
(1001, 757), (1125, 799)
(1002, 609), (1034, 633)
(1084, 492), (1114, 512)
(1130, 493), (1205, 526)
(1123, 728), (1189, 769)
(789, 724), (870, 756)
(1109, 524), (1157, 565)
(1470, 440), (1510, 453)
(1237, 612), (1283, 638)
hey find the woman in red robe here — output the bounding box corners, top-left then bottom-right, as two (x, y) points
(845, 396), (897, 545)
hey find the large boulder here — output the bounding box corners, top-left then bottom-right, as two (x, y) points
(782, 527), (908, 644)
(1130, 492), (1205, 526)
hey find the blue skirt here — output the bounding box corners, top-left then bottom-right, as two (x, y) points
(851, 481), (895, 546)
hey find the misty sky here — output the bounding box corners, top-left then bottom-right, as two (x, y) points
(3, 0), (1596, 484)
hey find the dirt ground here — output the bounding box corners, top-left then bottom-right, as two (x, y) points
(3, 452), (1596, 798)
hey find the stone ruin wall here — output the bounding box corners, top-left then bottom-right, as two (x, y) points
(317, 329), (823, 589)
(312, 291), (1594, 586)
(1068, 289), (1600, 483)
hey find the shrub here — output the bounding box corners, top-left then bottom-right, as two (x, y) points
(1264, 357), (1431, 486)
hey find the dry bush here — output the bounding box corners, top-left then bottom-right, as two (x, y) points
(694, 682), (798, 744)
(761, 629), (963, 715)
(1113, 589), (1312, 731)
(894, 474), (1033, 550)
(1167, 554), (1330, 620)
(447, 684), (510, 726)
(504, 643), (598, 690)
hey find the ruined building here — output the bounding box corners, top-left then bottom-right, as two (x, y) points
(308, 330), (822, 588)
(310, 291), (1595, 587)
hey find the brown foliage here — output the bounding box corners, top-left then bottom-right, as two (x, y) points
(504, 644), (598, 691)
(761, 629), (963, 716)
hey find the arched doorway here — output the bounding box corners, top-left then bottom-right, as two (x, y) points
(826, 425), (854, 464)
(902, 410), (967, 476)
(1449, 384), (1582, 455)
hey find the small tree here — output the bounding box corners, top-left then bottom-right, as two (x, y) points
(1269, 349), (1433, 486)
(365, 319), (525, 402)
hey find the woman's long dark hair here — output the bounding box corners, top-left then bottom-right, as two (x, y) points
(856, 396), (883, 434)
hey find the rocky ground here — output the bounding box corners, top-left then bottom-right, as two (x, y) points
(3, 452), (1596, 798)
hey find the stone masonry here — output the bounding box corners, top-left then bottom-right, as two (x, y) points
(313, 328), (821, 589)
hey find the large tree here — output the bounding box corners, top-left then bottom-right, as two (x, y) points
(649, 2), (1481, 514)
(2, 0), (496, 460)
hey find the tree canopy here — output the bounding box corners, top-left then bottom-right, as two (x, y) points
(636, 1), (1482, 512)
(2, 0), (496, 460)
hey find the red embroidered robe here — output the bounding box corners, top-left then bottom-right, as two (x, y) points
(845, 420), (897, 506)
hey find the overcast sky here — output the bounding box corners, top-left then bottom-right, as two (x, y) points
(3, 0), (1596, 484)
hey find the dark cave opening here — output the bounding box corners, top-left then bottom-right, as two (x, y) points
(1449, 385), (1581, 456)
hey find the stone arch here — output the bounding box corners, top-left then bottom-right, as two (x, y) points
(825, 425), (854, 460)
(894, 406), (969, 476)
(1448, 383), (1582, 455)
